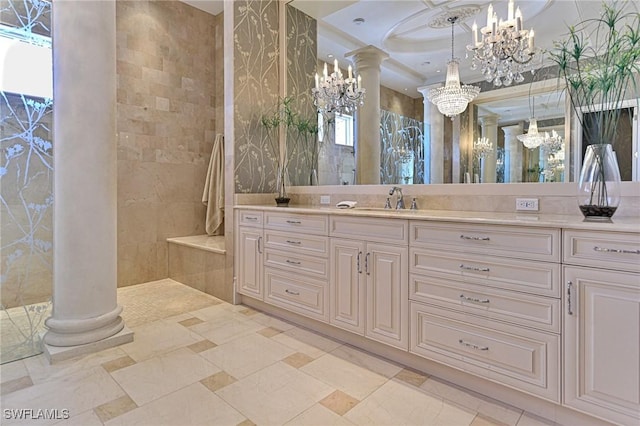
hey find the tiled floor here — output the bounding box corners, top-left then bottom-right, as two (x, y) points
(0, 279), (558, 426)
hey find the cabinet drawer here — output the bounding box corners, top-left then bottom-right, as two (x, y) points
(411, 248), (560, 297)
(237, 210), (263, 227)
(264, 230), (329, 257)
(264, 212), (328, 235)
(563, 229), (640, 273)
(264, 249), (329, 279)
(410, 274), (560, 333)
(410, 302), (560, 402)
(330, 216), (408, 244)
(264, 267), (328, 322)
(411, 221), (559, 262)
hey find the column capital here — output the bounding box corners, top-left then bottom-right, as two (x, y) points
(502, 123), (523, 136)
(345, 45), (389, 69)
(480, 114), (499, 127)
(417, 83), (442, 99)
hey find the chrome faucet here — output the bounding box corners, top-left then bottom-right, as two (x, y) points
(389, 186), (405, 210)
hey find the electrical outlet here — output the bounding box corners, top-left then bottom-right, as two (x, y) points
(320, 195), (331, 205)
(515, 198), (539, 211)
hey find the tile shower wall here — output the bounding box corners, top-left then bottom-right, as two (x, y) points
(115, 1), (221, 287)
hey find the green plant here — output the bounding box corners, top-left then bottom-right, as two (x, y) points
(549, 2), (640, 147)
(261, 97), (319, 191)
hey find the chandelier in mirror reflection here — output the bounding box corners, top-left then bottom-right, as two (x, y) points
(312, 60), (365, 114)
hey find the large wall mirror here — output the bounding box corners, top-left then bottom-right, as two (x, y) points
(285, 0), (640, 186)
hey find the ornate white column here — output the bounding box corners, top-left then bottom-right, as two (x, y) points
(480, 115), (498, 183)
(44, 0), (132, 362)
(502, 124), (523, 183)
(418, 85), (445, 184)
(345, 45), (388, 185)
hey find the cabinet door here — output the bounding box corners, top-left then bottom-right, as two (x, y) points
(330, 238), (365, 334)
(237, 227), (263, 299)
(564, 266), (640, 425)
(365, 243), (408, 350)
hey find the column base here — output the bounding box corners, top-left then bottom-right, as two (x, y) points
(43, 326), (133, 363)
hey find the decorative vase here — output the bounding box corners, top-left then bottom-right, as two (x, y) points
(309, 168), (318, 186)
(577, 144), (621, 221)
(275, 165), (290, 207)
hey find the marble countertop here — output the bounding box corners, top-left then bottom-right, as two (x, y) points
(235, 204), (640, 233)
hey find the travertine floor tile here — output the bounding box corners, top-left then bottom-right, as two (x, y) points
(394, 367), (429, 387)
(517, 412), (560, 426)
(104, 382), (245, 426)
(0, 375), (33, 396)
(345, 379), (476, 426)
(283, 352), (315, 369)
(119, 319), (203, 362)
(257, 326), (283, 338)
(178, 317), (204, 327)
(420, 376), (523, 425)
(285, 404), (356, 426)
(189, 314), (264, 344)
(101, 355), (136, 373)
(320, 389), (360, 416)
(330, 345), (403, 378)
(199, 333), (295, 379)
(187, 339), (217, 353)
(301, 352), (388, 400)
(0, 359), (29, 384)
(93, 395), (137, 423)
(216, 362), (334, 425)
(250, 312), (297, 331)
(56, 409), (103, 426)
(271, 326), (342, 359)
(111, 347), (220, 406)
(200, 371), (237, 392)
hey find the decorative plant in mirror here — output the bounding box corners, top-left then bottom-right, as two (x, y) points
(468, 0), (539, 86)
(550, 2), (640, 220)
(429, 16), (480, 119)
(261, 97), (320, 205)
(312, 60), (365, 114)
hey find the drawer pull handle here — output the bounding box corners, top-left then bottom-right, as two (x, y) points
(458, 339), (489, 351)
(258, 236), (263, 254)
(286, 240), (301, 245)
(460, 234), (490, 241)
(365, 252), (370, 275)
(357, 251), (362, 274)
(460, 294), (490, 304)
(285, 260), (301, 265)
(285, 289), (300, 296)
(459, 264), (490, 273)
(593, 246), (640, 255)
(245, 216), (258, 221)
(286, 220), (302, 224)
(567, 281), (573, 315)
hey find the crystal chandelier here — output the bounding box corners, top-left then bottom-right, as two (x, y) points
(541, 130), (563, 153)
(474, 136), (493, 158)
(428, 16), (480, 120)
(467, 0), (538, 86)
(517, 118), (544, 149)
(312, 60), (365, 114)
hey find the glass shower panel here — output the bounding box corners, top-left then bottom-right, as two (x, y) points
(0, 0), (53, 364)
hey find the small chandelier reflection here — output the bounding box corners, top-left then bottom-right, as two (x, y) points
(517, 118), (544, 149)
(428, 16), (480, 120)
(312, 60), (365, 114)
(474, 136), (494, 158)
(467, 0), (538, 87)
(541, 130), (563, 153)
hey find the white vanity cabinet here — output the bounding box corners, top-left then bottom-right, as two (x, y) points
(563, 229), (640, 426)
(330, 216), (409, 350)
(235, 210), (264, 299)
(408, 221), (562, 402)
(262, 212), (330, 322)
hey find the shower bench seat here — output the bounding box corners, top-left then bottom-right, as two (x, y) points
(166, 235), (230, 302)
